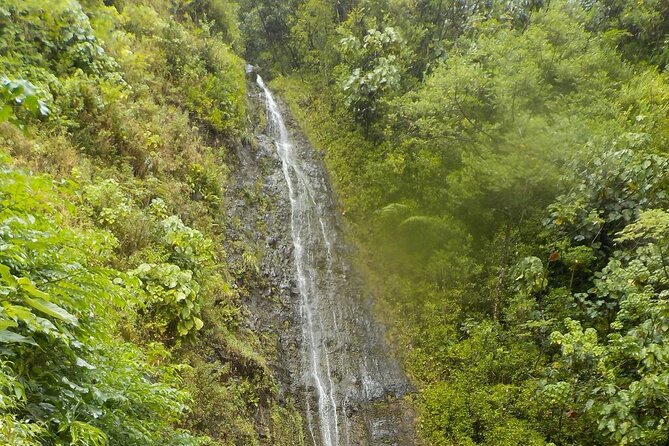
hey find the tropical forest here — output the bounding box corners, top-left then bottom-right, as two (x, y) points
(1, 0), (669, 445)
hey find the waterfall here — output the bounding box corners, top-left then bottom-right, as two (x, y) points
(256, 75), (412, 446)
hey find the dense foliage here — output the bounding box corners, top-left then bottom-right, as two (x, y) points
(5, 0), (669, 445)
(0, 157), (197, 446)
(0, 0), (302, 444)
(247, 0), (669, 444)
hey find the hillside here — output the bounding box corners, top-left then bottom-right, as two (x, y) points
(0, 1), (302, 444)
(3, 0), (669, 445)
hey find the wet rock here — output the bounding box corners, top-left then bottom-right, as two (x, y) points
(222, 76), (416, 446)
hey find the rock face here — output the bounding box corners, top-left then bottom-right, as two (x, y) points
(225, 72), (416, 446)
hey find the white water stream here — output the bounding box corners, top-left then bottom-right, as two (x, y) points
(257, 75), (341, 445)
(256, 75), (410, 446)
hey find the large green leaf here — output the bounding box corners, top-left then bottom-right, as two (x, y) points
(0, 329), (36, 345)
(193, 316), (204, 331)
(3, 304), (36, 324)
(0, 319), (18, 330)
(24, 297), (78, 324)
(0, 264), (18, 288)
(0, 104), (13, 122)
(17, 277), (50, 299)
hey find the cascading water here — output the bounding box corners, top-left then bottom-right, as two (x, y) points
(256, 75), (413, 446)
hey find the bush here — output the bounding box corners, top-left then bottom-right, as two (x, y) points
(0, 160), (200, 446)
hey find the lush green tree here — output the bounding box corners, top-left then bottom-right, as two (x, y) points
(338, 26), (409, 127)
(269, 0), (669, 444)
(291, 0), (339, 77)
(237, 0), (301, 73)
(584, 0), (669, 67)
(538, 147), (669, 445)
(0, 78), (49, 127)
(0, 158), (199, 446)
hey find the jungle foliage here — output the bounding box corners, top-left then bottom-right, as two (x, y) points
(5, 0), (669, 445)
(0, 0), (301, 444)
(248, 0), (669, 444)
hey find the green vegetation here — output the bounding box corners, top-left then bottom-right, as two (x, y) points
(4, 0), (669, 445)
(0, 158), (197, 445)
(0, 0), (301, 444)
(247, 0), (669, 444)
